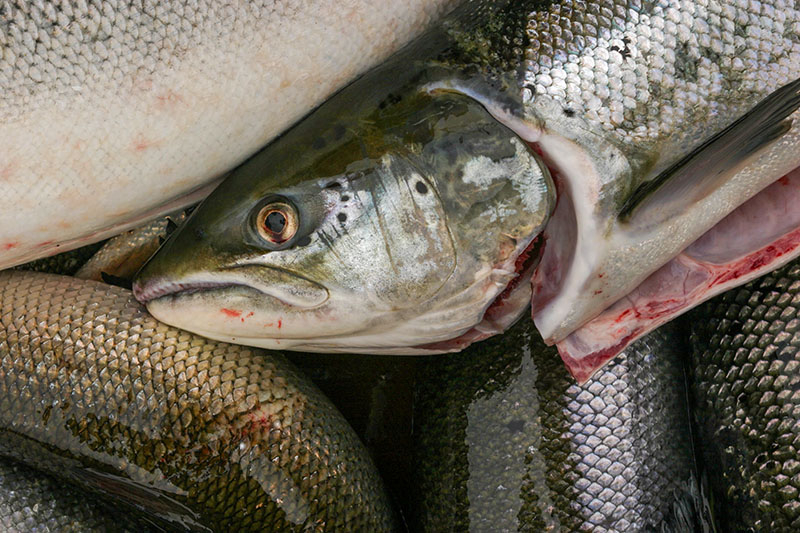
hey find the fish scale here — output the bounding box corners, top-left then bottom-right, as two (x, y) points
(523, 0), (800, 147)
(689, 258), (800, 531)
(413, 319), (696, 532)
(0, 270), (394, 531)
(0, 457), (153, 532)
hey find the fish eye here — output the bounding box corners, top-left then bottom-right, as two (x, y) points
(256, 201), (298, 244)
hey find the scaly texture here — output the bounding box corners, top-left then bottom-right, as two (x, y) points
(0, 0), (458, 268)
(523, 0), (800, 149)
(0, 457), (152, 532)
(689, 258), (800, 532)
(0, 270), (394, 532)
(413, 318), (695, 532)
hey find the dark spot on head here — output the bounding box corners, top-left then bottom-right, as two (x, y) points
(340, 194), (350, 202)
(563, 108), (575, 117)
(296, 235), (311, 247)
(194, 227), (206, 239)
(506, 419), (525, 433)
(325, 181), (341, 189)
(333, 124), (346, 140)
(415, 181), (428, 194)
(337, 212), (347, 223)
(311, 137), (326, 150)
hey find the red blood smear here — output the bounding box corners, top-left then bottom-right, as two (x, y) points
(559, 333), (638, 384)
(486, 238), (539, 314)
(221, 308), (241, 318)
(2, 242), (19, 250)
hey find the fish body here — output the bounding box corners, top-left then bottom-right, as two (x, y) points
(0, 271), (394, 531)
(688, 257), (800, 531)
(413, 317), (700, 531)
(135, 0), (800, 381)
(0, 0), (459, 269)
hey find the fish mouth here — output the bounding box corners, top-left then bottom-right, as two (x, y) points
(133, 266), (329, 308)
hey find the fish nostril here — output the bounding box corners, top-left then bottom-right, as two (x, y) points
(415, 181), (428, 194)
(337, 213), (347, 223)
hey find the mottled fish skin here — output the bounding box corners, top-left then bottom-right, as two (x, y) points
(0, 0), (459, 269)
(134, 51), (555, 354)
(0, 271), (394, 532)
(688, 257), (800, 532)
(412, 318), (697, 532)
(0, 458), (154, 533)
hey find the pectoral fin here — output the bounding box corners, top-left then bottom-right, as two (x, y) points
(619, 77), (800, 224)
(560, 168), (800, 383)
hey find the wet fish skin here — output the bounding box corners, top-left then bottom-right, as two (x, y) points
(0, 271), (394, 532)
(688, 258), (800, 531)
(0, 458), (153, 532)
(133, 0), (800, 381)
(412, 318), (697, 532)
(0, 0), (459, 269)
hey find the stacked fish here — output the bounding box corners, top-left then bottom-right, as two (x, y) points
(2, 0), (800, 531)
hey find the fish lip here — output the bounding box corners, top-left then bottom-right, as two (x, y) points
(133, 265), (330, 308)
(132, 279), (238, 303)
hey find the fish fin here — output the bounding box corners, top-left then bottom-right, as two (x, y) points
(660, 472), (718, 533)
(557, 167), (800, 382)
(620, 77), (800, 223)
(165, 217), (179, 234)
(100, 271), (133, 290)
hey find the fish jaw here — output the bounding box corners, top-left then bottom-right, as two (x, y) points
(137, 236), (540, 353)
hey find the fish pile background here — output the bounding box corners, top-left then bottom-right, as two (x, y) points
(1, 0), (799, 531)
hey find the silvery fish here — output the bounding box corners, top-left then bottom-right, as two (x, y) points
(135, 0), (800, 382)
(687, 256), (800, 531)
(413, 319), (704, 532)
(0, 0), (459, 269)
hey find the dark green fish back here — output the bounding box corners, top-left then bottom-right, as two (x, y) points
(689, 259), (800, 532)
(439, 0), (538, 77)
(413, 318), (696, 532)
(0, 271), (394, 532)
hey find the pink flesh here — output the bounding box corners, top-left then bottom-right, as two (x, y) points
(530, 169), (576, 316)
(557, 167), (800, 383)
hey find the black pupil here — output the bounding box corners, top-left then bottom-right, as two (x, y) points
(265, 211), (287, 233)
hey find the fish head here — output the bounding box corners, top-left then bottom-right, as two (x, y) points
(134, 89), (554, 352)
